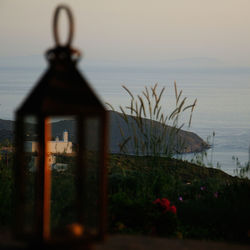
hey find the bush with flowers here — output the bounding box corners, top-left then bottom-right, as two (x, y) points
(151, 198), (178, 237)
(153, 198), (177, 214)
(108, 155), (250, 243)
(108, 194), (180, 237)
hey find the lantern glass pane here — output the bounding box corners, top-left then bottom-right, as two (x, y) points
(83, 117), (101, 235)
(49, 117), (78, 237)
(23, 115), (38, 234)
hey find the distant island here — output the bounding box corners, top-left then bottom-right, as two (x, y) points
(0, 111), (209, 154)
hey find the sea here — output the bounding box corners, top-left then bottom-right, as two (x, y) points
(0, 59), (250, 177)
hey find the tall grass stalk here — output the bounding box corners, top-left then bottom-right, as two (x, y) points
(232, 154), (250, 178)
(106, 82), (197, 158)
(190, 133), (221, 169)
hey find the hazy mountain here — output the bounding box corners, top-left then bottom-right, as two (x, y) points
(0, 119), (14, 131)
(0, 111), (208, 154)
(109, 111), (208, 154)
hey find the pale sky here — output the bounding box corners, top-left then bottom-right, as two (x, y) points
(1, 0), (250, 67)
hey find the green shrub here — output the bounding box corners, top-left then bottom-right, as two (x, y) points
(0, 157), (14, 227)
(177, 181), (250, 242)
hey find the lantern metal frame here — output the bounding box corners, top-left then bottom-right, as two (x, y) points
(14, 5), (108, 247)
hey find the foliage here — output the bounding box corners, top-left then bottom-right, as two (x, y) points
(189, 131), (222, 169)
(0, 150), (249, 243)
(232, 155), (250, 178)
(106, 82), (197, 158)
(0, 152), (14, 227)
(50, 172), (76, 233)
(177, 181), (250, 242)
(152, 198), (178, 236)
(108, 155), (182, 200)
(108, 193), (179, 237)
(108, 154), (250, 243)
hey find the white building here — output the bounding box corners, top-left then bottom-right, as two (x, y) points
(25, 130), (73, 154)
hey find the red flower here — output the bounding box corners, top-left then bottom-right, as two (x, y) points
(153, 198), (161, 205)
(169, 205), (177, 214)
(161, 198), (170, 208)
(153, 198), (177, 214)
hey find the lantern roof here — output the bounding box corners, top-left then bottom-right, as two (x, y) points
(17, 47), (105, 116)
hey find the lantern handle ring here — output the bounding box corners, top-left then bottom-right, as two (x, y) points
(53, 5), (74, 47)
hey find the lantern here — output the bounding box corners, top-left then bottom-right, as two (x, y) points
(14, 5), (108, 248)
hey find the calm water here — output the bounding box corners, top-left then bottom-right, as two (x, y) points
(0, 63), (250, 176)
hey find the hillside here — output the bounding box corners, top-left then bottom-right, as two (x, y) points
(109, 111), (209, 154)
(0, 111), (208, 154)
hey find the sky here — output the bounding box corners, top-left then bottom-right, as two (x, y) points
(1, 0), (250, 67)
